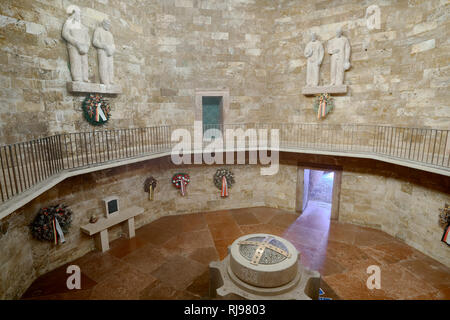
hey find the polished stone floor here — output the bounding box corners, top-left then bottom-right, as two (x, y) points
(22, 203), (450, 300)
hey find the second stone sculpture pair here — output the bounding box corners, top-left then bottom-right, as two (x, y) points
(62, 5), (115, 85)
(304, 28), (351, 87)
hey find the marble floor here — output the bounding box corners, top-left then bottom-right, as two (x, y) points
(21, 204), (450, 300)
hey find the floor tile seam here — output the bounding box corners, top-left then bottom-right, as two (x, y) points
(392, 261), (450, 293)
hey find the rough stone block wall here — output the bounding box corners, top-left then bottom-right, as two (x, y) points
(340, 165), (450, 267)
(266, 0), (449, 128)
(281, 152), (450, 267)
(3, 0), (447, 145)
(0, 0), (449, 300)
(1, 152), (448, 299)
(0, 156), (296, 299)
(0, 0), (275, 144)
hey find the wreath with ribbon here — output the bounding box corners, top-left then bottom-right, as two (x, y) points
(29, 204), (72, 244)
(313, 93), (334, 120)
(82, 94), (111, 126)
(172, 173), (190, 196)
(214, 168), (235, 190)
(144, 176), (158, 201)
(214, 168), (234, 198)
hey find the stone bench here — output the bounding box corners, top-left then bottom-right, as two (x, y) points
(81, 206), (144, 252)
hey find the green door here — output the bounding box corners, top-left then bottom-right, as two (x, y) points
(202, 96), (222, 136)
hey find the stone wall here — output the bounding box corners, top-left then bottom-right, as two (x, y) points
(302, 169), (310, 211)
(266, 0), (449, 128)
(339, 162), (450, 267)
(281, 152), (450, 267)
(0, 0), (275, 144)
(2, 0), (448, 146)
(308, 169), (323, 200)
(0, 0), (449, 300)
(1, 152), (448, 299)
(0, 155), (296, 299)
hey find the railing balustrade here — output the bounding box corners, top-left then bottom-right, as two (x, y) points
(0, 123), (448, 204)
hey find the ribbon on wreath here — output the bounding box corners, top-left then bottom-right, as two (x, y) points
(180, 179), (187, 196)
(52, 217), (66, 245)
(317, 95), (327, 119)
(95, 103), (107, 122)
(52, 218), (57, 245)
(221, 175), (228, 197)
(148, 185), (154, 200)
(55, 217), (66, 244)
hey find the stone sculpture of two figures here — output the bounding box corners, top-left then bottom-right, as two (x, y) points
(62, 5), (115, 85)
(304, 28), (351, 88)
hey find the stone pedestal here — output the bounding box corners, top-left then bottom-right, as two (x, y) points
(209, 234), (321, 300)
(302, 85), (347, 95)
(67, 81), (122, 94)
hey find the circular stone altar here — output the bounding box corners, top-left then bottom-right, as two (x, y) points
(229, 234), (299, 288)
(209, 233), (321, 300)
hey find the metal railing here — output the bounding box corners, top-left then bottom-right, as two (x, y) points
(0, 123), (449, 204)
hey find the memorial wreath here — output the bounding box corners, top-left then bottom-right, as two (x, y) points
(172, 173), (190, 196)
(214, 168), (234, 197)
(144, 176), (158, 201)
(313, 93), (334, 120)
(29, 204), (72, 244)
(82, 94), (111, 126)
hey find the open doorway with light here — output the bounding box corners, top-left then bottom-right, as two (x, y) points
(303, 169), (334, 219)
(296, 165), (342, 223)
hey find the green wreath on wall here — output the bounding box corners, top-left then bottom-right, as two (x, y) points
(29, 204), (72, 244)
(213, 168), (235, 190)
(82, 94), (111, 126)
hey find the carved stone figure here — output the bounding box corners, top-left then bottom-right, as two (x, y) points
(366, 5), (381, 30)
(93, 19), (115, 85)
(327, 28), (351, 86)
(304, 33), (324, 87)
(62, 5), (90, 82)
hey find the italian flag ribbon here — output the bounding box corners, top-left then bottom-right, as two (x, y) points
(52, 216), (66, 245)
(221, 175), (228, 197)
(95, 103), (107, 122)
(318, 95), (327, 119)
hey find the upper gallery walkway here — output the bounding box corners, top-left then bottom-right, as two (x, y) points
(0, 123), (449, 219)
